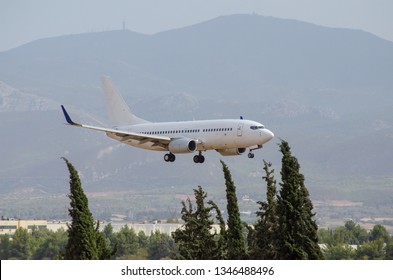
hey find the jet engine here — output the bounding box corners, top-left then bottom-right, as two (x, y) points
(217, 148), (246, 156)
(168, 138), (197, 154)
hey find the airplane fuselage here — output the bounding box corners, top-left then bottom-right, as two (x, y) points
(107, 119), (273, 152)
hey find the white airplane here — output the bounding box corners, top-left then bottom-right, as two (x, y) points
(61, 77), (274, 163)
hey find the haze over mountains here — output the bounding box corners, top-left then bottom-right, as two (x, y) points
(0, 14), (392, 206)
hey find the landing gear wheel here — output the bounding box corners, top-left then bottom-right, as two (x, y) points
(164, 153), (176, 162)
(248, 145), (262, 159)
(193, 154), (205, 163)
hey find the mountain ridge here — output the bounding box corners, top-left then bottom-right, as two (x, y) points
(2, 14), (393, 95)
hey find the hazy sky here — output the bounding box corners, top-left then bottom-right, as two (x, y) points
(1, 0), (392, 51)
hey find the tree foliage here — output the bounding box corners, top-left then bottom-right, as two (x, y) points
(148, 230), (176, 259)
(323, 244), (355, 260)
(0, 234), (12, 260)
(31, 228), (67, 260)
(172, 186), (223, 259)
(9, 227), (31, 259)
(208, 199), (227, 259)
(114, 224), (139, 257)
(251, 160), (279, 259)
(319, 221), (393, 260)
(1, 221), (392, 260)
(276, 140), (323, 259)
(369, 224), (390, 243)
(221, 160), (246, 259)
(62, 158), (112, 260)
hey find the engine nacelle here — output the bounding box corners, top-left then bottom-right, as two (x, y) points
(168, 138), (197, 154)
(217, 148), (246, 156)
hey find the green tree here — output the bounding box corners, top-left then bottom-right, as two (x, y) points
(208, 200), (227, 259)
(251, 160), (279, 259)
(355, 239), (385, 260)
(172, 186), (221, 259)
(9, 227), (31, 259)
(276, 140), (323, 260)
(102, 223), (117, 251)
(318, 228), (334, 245)
(114, 225), (139, 257)
(344, 220), (368, 245)
(0, 234), (12, 260)
(385, 238), (393, 260)
(95, 221), (113, 259)
(147, 230), (175, 259)
(220, 160), (246, 259)
(138, 231), (149, 248)
(331, 226), (352, 245)
(32, 228), (67, 260)
(319, 225), (355, 246)
(62, 158), (112, 259)
(369, 224), (390, 243)
(323, 244), (355, 260)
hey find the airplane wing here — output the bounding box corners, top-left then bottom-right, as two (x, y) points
(61, 105), (171, 148)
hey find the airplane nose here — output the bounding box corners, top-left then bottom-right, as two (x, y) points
(263, 129), (274, 141)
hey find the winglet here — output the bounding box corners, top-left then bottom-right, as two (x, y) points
(61, 105), (79, 126)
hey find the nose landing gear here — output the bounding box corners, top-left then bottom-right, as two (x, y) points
(248, 145), (263, 159)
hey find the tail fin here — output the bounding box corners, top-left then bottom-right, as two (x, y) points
(101, 76), (148, 126)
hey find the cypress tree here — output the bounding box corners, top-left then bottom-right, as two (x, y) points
(276, 141), (323, 259)
(252, 160), (279, 259)
(220, 160), (246, 259)
(172, 186), (219, 259)
(63, 157), (98, 260)
(208, 200), (227, 259)
(172, 198), (195, 259)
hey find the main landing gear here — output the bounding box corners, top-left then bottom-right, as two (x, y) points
(164, 152), (205, 163)
(164, 153), (176, 162)
(248, 145), (263, 159)
(193, 152), (205, 164)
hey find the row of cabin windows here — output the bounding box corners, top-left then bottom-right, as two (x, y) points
(203, 128), (233, 132)
(0, 225), (17, 229)
(137, 127), (234, 135)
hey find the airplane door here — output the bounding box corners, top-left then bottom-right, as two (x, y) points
(237, 123), (243, 136)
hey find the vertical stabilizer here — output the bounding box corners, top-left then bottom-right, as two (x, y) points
(101, 76), (148, 126)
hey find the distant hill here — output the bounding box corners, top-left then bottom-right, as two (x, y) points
(2, 14), (393, 101)
(0, 14), (392, 210)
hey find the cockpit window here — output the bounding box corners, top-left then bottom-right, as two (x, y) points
(250, 125), (265, 130)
